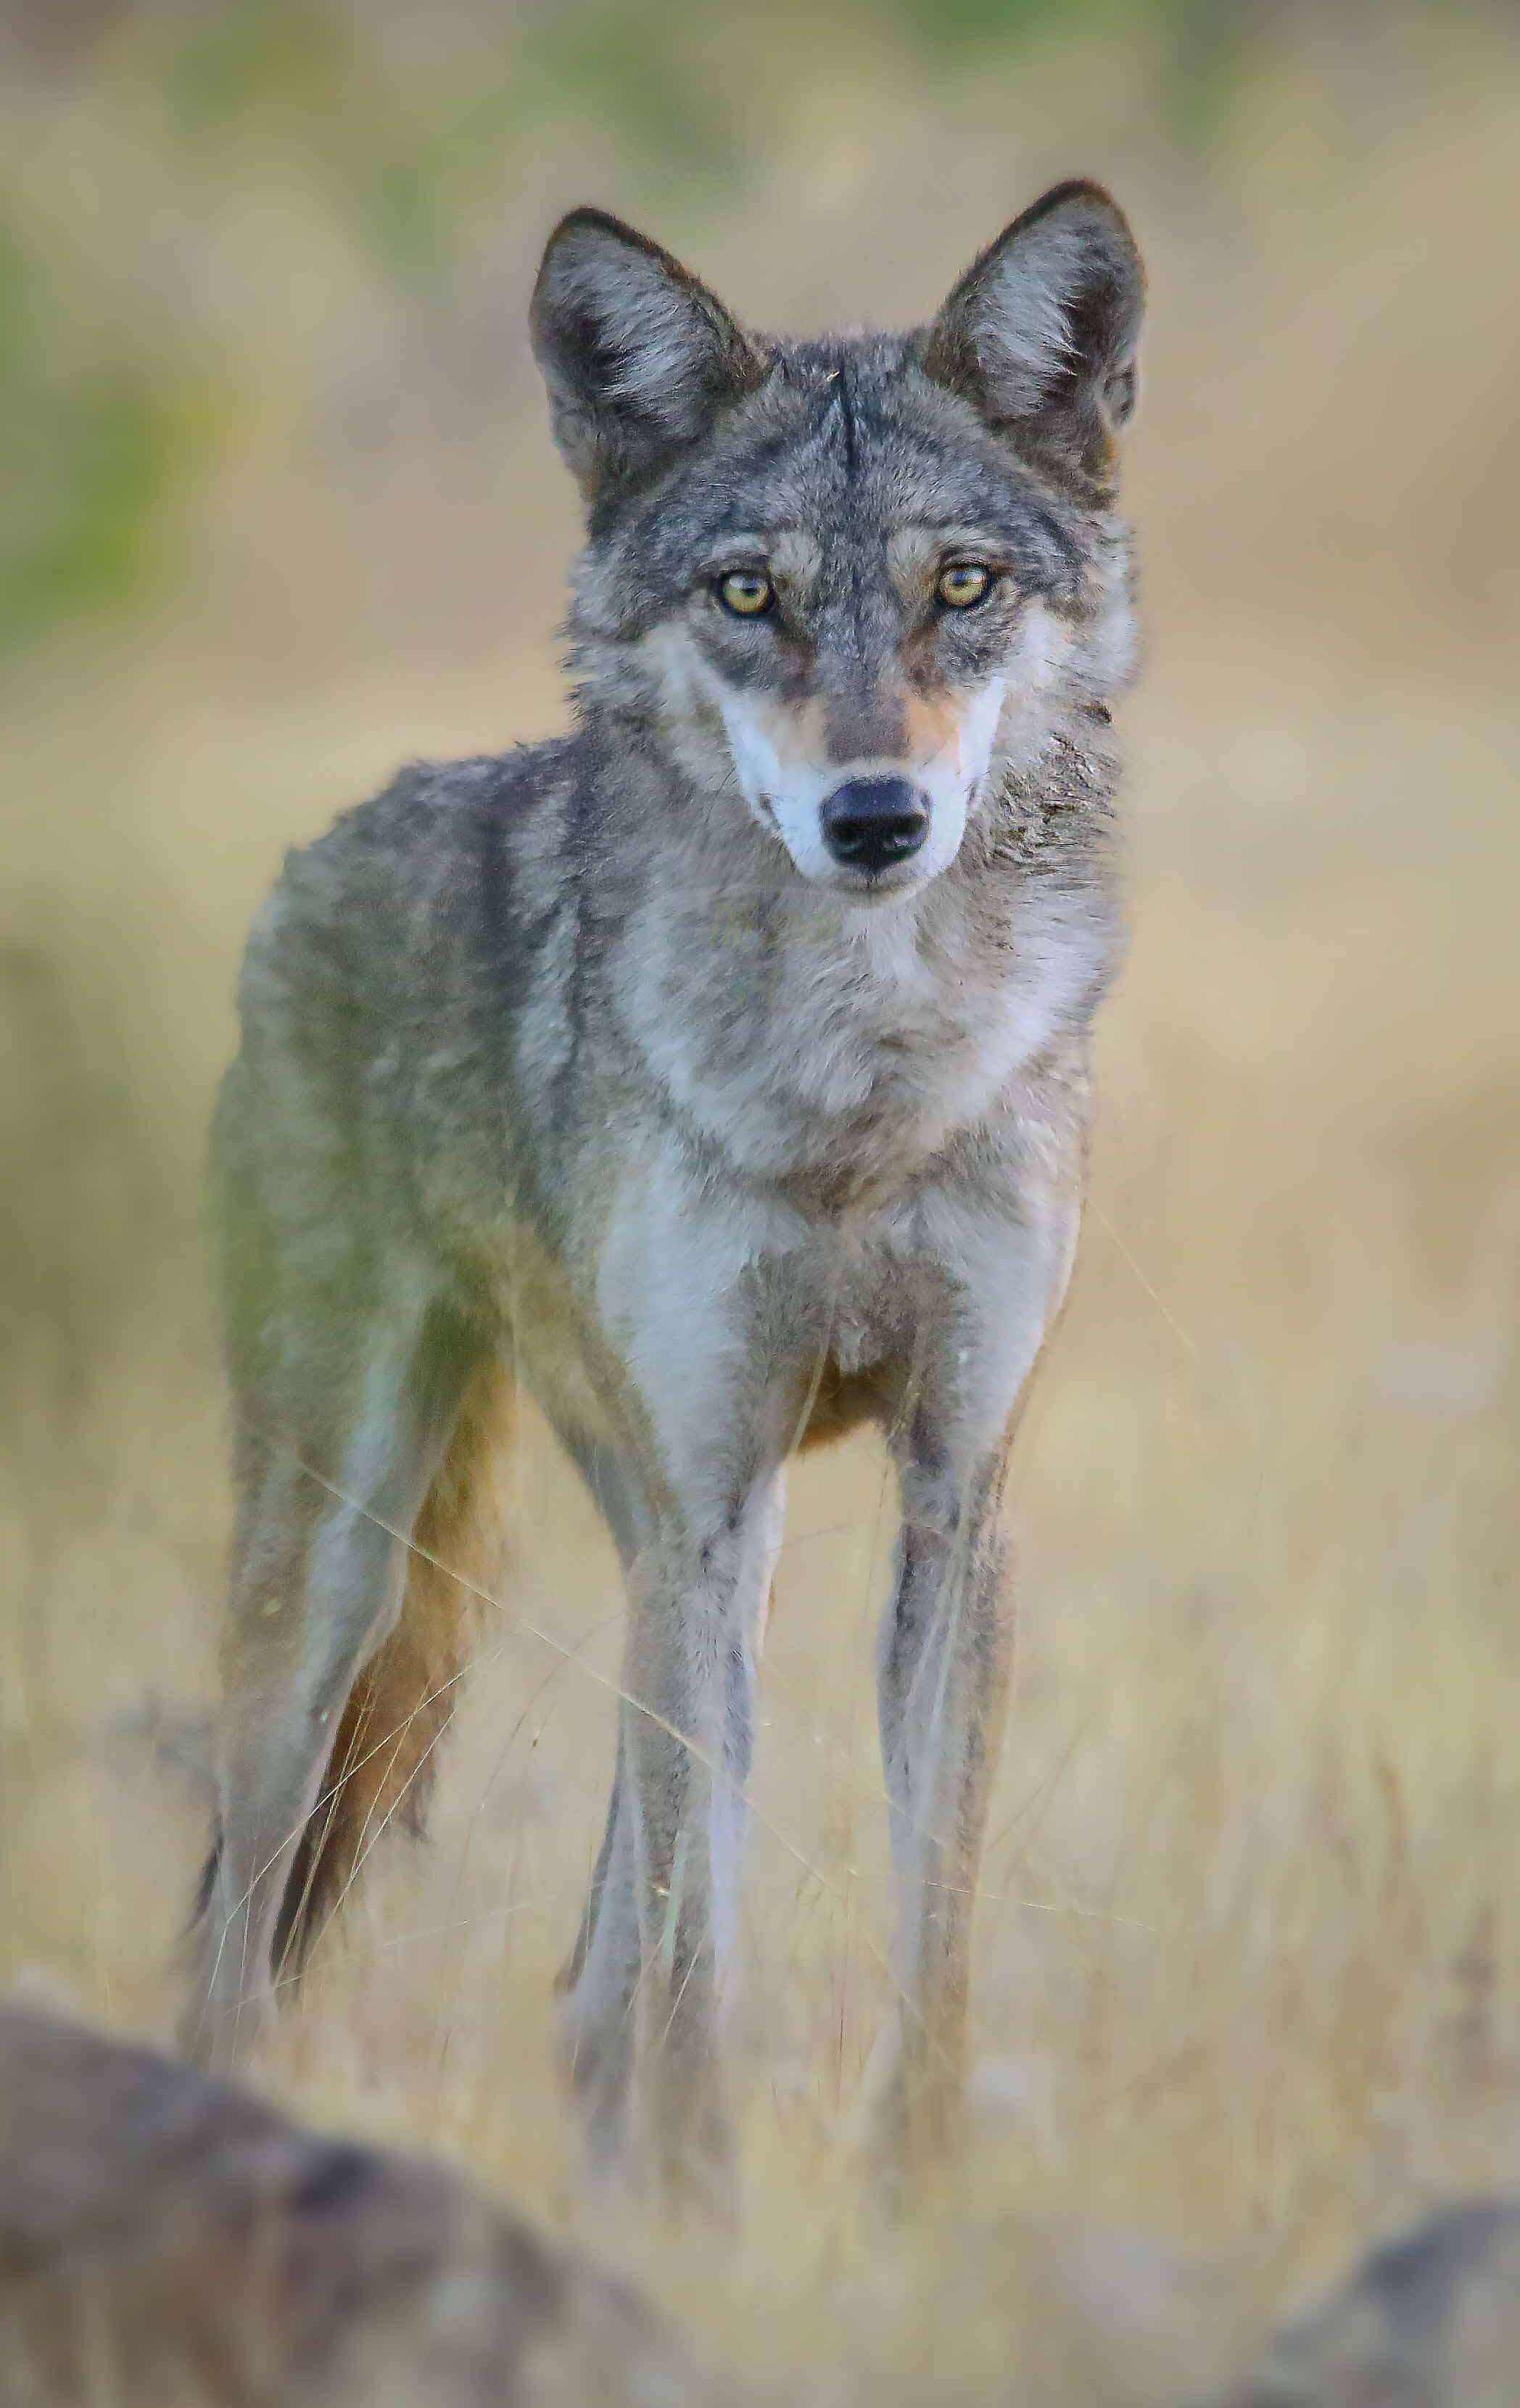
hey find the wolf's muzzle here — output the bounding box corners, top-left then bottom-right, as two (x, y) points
(819, 776), (929, 876)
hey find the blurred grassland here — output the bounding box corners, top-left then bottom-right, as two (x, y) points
(2, 3), (1519, 2399)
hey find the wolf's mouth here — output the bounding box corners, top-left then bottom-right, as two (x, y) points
(831, 857), (928, 902)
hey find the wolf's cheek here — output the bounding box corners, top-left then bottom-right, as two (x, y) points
(711, 690), (841, 882)
(980, 599), (1078, 772)
(905, 675), (1007, 871)
(711, 688), (783, 817)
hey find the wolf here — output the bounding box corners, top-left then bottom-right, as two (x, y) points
(182, 181), (1146, 2191)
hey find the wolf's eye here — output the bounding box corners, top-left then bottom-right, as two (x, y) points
(936, 562), (994, 610)
(716, 569), (775, 617)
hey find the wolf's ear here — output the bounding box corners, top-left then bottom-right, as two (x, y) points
(531, 209), (768, 504)
(922, 181), (1144, 490)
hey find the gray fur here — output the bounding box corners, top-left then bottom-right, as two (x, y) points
(183, 184), (1145, 2191)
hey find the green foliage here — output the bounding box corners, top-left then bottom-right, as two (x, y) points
(157, 0), (739, 286)
(0, 0), (1493, 654)
(884, 0), (1261, 133)
(162, 0), (351, 139)
(511, 0), (738, 192)
(0, 0), (754, 659)
(889, 0), (1113, 60)
(0, 208), (203, 653)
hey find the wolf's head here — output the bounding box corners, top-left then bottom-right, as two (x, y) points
(532, 185), (1144, 902)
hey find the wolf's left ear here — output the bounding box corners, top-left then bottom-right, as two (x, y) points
(531, 209), (769, 506)
(922, 181), (1144, 490)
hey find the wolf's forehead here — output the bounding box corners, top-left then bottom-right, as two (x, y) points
(711, 418), (1006, 540)
(603, 347), (1091, 617)
(661, 374), (1082, 586)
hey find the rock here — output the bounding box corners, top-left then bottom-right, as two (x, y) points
(1228, 2200), (1520, 2408)
(0, 1999), (701, 2407)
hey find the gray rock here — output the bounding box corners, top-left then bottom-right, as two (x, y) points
(0, 2000), (701, 2407)
(1228, 2201), (1520, 2408)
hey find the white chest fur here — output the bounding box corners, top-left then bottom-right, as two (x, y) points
(618, 862), (1107, 1189)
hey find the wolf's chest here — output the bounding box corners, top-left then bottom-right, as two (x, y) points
(777, 952), (992, 1132)
(731, 911), (1054, 1174)
(614, 872), (1101, 1196)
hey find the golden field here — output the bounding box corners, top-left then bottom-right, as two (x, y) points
(1, 7), (1518, 2396)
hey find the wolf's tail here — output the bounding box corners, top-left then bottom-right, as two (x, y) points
(270, 1358), (516, 1982)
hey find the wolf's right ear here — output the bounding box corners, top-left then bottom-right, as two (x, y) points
(531, 210), (769, 506)
(922, 181), (1144, 492)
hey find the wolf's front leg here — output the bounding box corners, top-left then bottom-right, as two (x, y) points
(555, 1168), (791, 2195)
(874, 1448), (1017, 2169)
(559, 1471), (783, 2197)
(873, 1182), (1081, 2171)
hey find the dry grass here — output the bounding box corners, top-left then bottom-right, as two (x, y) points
(2, 10), (1518, 2400)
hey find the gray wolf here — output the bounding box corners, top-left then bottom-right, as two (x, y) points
(182, 181), (1146, 2192)
(0, 2000), (691, 2405)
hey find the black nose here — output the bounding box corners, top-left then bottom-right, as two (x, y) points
(819, 776), (929, 875)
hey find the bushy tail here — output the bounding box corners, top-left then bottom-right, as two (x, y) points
(271, 1359), (514, 1981)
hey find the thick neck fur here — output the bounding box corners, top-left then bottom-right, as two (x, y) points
(576, 693), (1121, 1209)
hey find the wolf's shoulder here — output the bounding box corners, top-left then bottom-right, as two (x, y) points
(245, 735), (582, 987)
(289, 733), (577, 902)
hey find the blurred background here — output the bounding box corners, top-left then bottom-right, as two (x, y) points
(2, 2), (1518, 2398)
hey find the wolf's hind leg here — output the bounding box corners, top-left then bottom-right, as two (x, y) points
(553, 1434), (644, 2014)
(270, 1355), (513, 1982)
(183, 1295), (483, 2070)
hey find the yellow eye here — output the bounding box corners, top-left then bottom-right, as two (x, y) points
(937, 561), (994, 610)
(716, 569), (775, 617)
